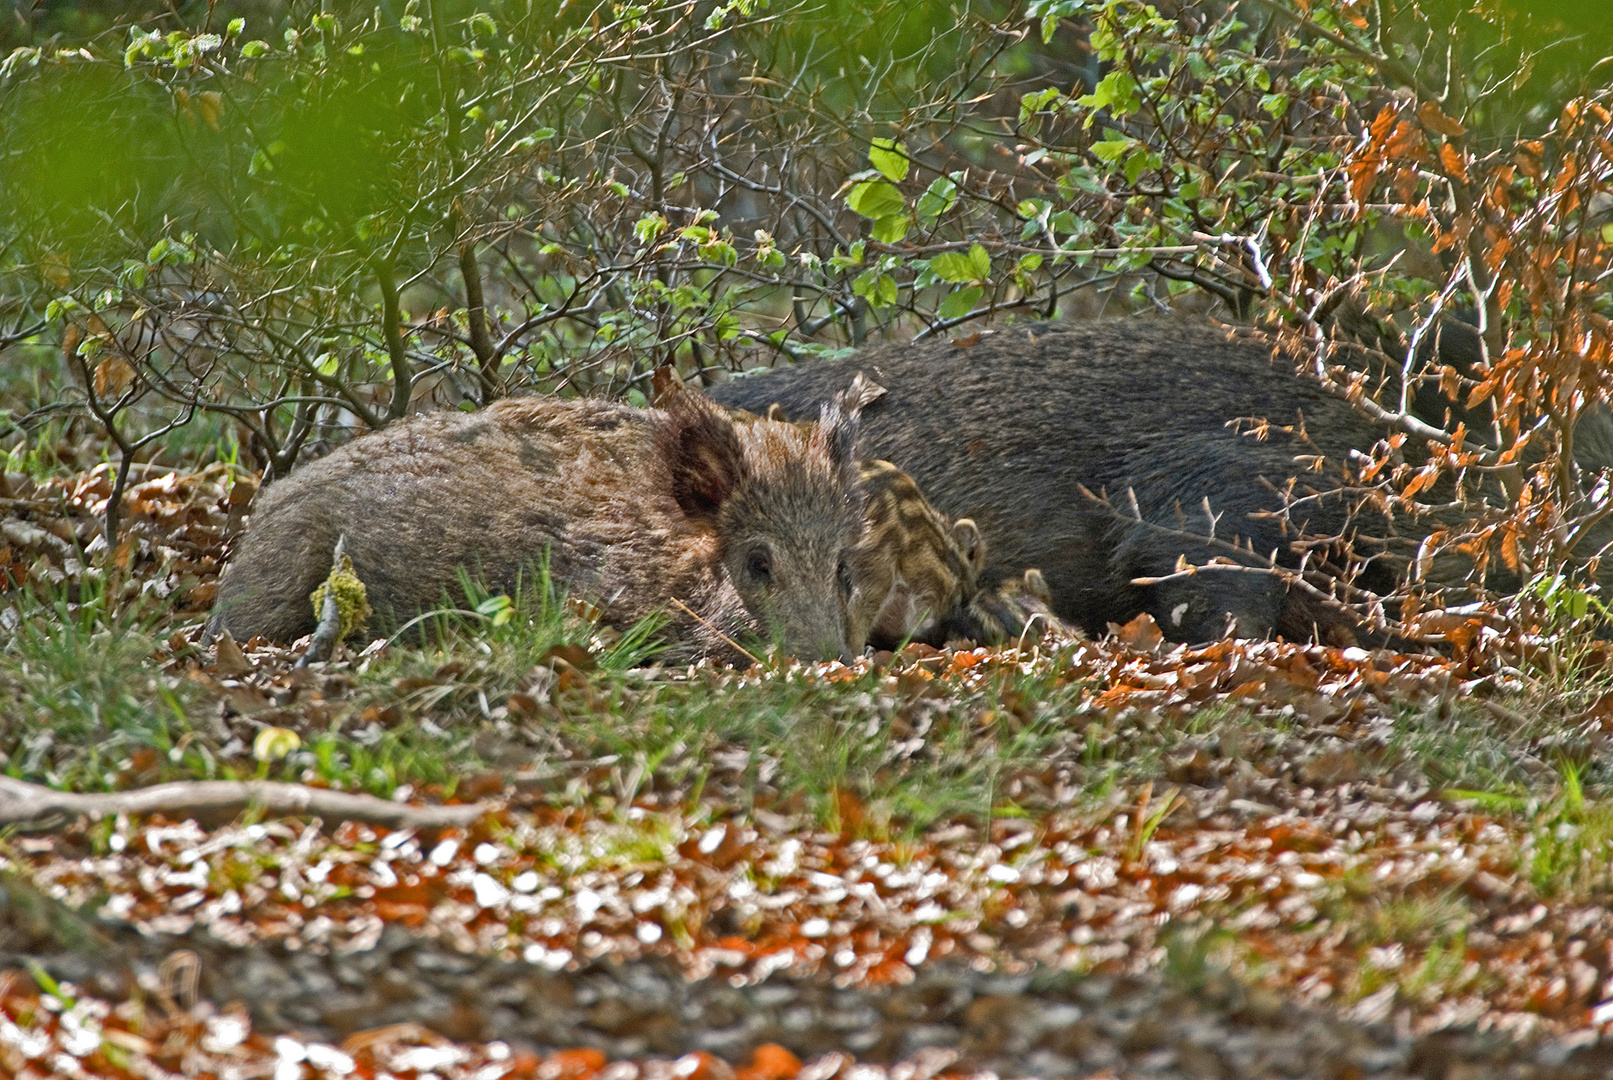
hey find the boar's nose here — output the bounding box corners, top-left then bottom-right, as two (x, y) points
(800, 631), (854, 665)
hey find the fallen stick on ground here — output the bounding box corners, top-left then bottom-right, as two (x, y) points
(0, 776), (492, 830)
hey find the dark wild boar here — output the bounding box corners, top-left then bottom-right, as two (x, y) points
(709, 319), (1528, 645)
(210, 381), (866, 663)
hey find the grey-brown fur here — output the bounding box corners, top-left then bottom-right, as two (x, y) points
(210, 383), (865, 664)
(709, 319), (1513, 645)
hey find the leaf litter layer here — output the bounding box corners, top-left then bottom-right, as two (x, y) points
(8, 462), (1613, 1078)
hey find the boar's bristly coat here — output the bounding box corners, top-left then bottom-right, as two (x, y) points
(709, 319), (1498, 645)
(210, 383), (866, 664)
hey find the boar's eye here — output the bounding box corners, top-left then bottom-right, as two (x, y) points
(746, 546), (773, 584)
(836, 556), (854, 598)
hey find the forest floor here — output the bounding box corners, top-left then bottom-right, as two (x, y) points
(5, 450), (1613, 1079)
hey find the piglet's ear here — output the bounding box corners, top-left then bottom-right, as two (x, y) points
(953, 518), (986, 576)
(664, 391), (749, 521)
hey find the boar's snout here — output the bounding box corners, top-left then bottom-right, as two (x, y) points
(728, 535), (861, 664)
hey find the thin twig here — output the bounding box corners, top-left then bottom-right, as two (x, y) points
(668, 595), (762, 665)
(0, 776), (493, 830)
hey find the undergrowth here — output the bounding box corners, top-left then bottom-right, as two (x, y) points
(6, 536), (1613, 858)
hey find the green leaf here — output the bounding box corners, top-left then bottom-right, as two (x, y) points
(310, 13), (338, 34)
(701, 239), (738, 266)
(226, 18), (245, 36)
(240, 40), (269, 57)
(853, 269), (898, 308)
(1090, 132), (1131, 164)
(1076, 70), (1140, 117)
(937, 285), (982, 319)
(876, 275), (898, 307)
(478, 593), (514, 625)
(1122, 147), (1159, 184)
(1019, 87), (1061, 125)
(966, 243), (991, 280)
(870, 213), (910, 244)
(253, 726), (301, 762)
(470, 13), (498, 37)
(931, 243), (991, 284)
(635, 213), (668, 243)
(869, 138), (910, 183)
(846, 179), (905, 220)
(930, 252), (973, 282)
(917, 177), (958, 226)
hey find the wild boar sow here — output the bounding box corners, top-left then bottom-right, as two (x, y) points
(210, 385), (865, 663)
(709, 319), (1482, 644)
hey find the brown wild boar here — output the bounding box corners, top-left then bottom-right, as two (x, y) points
(209, 381), (866, 663)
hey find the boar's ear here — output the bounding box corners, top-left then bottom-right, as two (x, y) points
(649, 364), (681, 408)
(664, 391), (749, 520)
(843, 371), (888, 417)
(814, 394), (861, 493)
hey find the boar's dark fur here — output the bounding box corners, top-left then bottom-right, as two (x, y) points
(709, 318), (1507, 644)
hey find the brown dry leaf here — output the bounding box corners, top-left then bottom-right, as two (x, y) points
(211, 629), (254, 676)
(1111, 612), (1165, 653)
(41, 250), (70, 287)
(1439, 141), (1470, 183)
(1386, 120), (1428, 161)
(93, 355), (137, 399)
(1418, 100), (1466, 137)
(1299, 750), (1363, 787)
(197, 90), (223, 129)
(543, 642), (596, 672)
